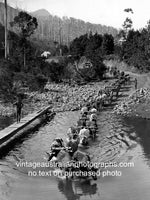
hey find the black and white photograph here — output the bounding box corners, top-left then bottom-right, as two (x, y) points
(0, 0), (150, 199)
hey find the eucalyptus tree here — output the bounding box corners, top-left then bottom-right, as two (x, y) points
(10, 11), (38, 68)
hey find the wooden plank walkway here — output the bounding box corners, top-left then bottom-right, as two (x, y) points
(0, 106), (52, 145)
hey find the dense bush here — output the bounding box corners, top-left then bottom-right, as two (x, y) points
(0, 59), (14, 101)
(116, 22), (150, 71)
(70, 32), (114, 58)
(69, 32), (111, 81)
(26, 73), (48, 91)
(0, 12), (115, 102)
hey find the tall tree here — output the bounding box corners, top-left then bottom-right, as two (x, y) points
(10, 11), (38, 68)
(101, 34), (114, 55)
(4, 0), (8, 59)
(122, 8), (134, 39)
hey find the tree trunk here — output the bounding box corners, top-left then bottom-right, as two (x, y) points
(4, 0), (8, 59)
(23, 47), (26, 69)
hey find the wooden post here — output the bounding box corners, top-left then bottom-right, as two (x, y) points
(59, 19), (62, 56)
(4, 0), (8, 59)
(23, 47), (26, 69)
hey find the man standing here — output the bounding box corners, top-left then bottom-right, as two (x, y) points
(134, 78), (137, 90)
(14, 95), (23, 123)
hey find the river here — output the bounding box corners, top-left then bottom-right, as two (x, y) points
(0, 110), (150, 200)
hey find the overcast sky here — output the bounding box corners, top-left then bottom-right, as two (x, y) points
(8, 0), (150, 30)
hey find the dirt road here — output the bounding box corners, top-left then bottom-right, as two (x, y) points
(105, 59), (150, 118)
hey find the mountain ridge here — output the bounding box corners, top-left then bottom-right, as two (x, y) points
(0, 3), (118, 45)
(31, 9), (51, 17)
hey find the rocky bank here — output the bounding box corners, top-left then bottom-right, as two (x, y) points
(0, 80), (114, 117)
(113, 87), (150, 119)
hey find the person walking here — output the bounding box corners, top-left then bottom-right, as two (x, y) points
(134, 78), (137, 90)
(14, 95), (23, 123)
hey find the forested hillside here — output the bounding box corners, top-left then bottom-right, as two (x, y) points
(0, 3), (118, 47)
(31, 9), (118, 45)
(0, 2), (18, 30)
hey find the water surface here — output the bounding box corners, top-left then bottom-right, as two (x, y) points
(0, 111), (150, 200)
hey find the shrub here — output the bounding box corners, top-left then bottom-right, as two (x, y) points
(25, 73), (47, 91)
(0, 59), (14, 101)
(35, 74), (48, 91)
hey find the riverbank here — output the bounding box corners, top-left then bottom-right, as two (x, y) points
(112, 69), (150, 119)
(113, 87), (150, 118)
(0, 79), (115, 118)
(1, 59), (150, 121)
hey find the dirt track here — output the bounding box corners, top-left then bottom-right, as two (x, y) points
(105, 60), (150, 119)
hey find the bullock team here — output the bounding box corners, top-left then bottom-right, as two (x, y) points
(46, 70), (131, 179)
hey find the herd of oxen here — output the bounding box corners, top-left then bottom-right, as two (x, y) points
(46, 70), (131, 180)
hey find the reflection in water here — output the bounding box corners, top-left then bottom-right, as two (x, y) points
(58, 179), (80, 200)
(58, 179), (97, 200)
(73, 180), (97, 196)
(125, 117), (150, 164)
